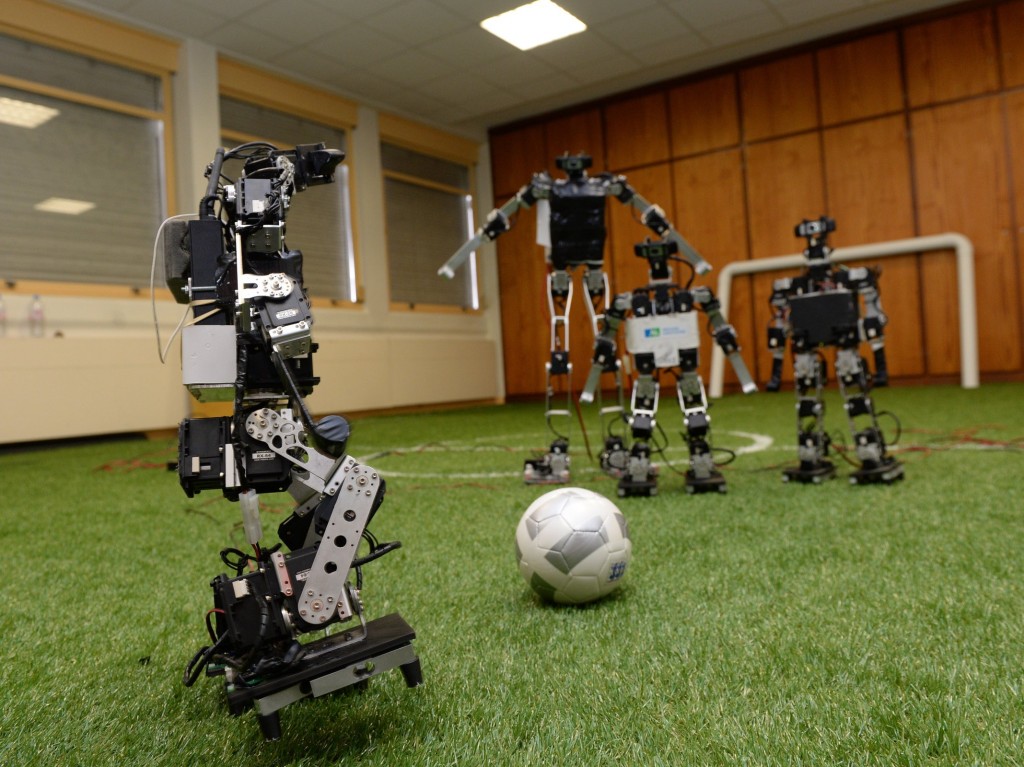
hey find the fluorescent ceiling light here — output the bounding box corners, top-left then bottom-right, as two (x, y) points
(0, 96), (60, 128)
(481, 0), (586, 51)
(34, 197), (96, 215)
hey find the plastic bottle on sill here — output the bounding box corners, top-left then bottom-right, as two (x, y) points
(28, 294), (45, 337)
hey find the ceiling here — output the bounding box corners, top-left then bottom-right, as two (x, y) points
(54, 0), (963, 138)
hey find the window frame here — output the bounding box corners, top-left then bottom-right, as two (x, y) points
(0, 1), (177, 299)
(378, 113), (481, 314)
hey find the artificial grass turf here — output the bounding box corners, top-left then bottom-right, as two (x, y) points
(1, 382), (1022, 766)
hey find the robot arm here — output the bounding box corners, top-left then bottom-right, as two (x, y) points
(848, 266), (890, 386)
(438, 175), (548, 278)
(611, 178), (713, 275)
(580, 292), (631, 403)
(766, 279), (791, 392)
(692, 286), (757, 394)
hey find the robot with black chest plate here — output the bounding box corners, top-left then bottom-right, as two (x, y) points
(163, 141), (421, 740)
(766, 216), (904, 485)
(581, 238), (757, 497)
(439, 152), (711, 485)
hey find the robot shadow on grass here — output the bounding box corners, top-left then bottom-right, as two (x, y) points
(765, 216), (904, 486)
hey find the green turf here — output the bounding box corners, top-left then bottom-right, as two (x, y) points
(1, 382), (1023, 766)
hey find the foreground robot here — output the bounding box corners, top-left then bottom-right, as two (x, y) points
(767, 217), (904, 485)
(438, 152), (711, 485)
(163, 142), (421, 740)
(581, 239), (756, 497)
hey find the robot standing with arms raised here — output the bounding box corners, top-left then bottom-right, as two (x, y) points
(439, 152), (711, 484)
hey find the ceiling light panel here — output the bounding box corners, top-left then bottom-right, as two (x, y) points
(0, 97), (59, 129)
(481, 0), (587, 51)
(34, 197), (96, 215)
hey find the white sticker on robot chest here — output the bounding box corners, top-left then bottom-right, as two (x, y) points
(625, 312), (700, 368)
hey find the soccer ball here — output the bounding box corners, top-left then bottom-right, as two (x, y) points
(515, 487), (632, 605)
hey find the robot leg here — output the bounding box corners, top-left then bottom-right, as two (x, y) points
(525, 269), (573, 484)
(783, 351), (836, 484)
(613, 358), (659, 497)
(836, 349), (904, 485)
(582, 267), (628, 474)
(678, 372), (726, 494)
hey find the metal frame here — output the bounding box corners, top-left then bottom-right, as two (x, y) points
(708, 232), (978, 397)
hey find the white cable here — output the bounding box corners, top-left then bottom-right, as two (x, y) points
(151, 213), (198, 362)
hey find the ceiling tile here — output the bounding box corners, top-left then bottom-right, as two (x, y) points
(371, 49), (458, 87)
(591, 6), (700, 51)
(305, 23), (408, 67)
(206, 21), (295, 61)
(668, 0), (774, 28)
(362, 0), (471, 46)
(770, 0), (865, 25)
(419, 27), (510, 69)
(558, 0), (659, 25)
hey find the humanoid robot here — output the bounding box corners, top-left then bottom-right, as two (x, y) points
(438, 152), (711, 484)
(766, 216), (904, 485)
(580, 238), (756, 497)
(162, 142), (421, 740)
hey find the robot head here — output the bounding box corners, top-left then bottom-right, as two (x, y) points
(795, 216), (835, 262)
(555, 152), (592, 180)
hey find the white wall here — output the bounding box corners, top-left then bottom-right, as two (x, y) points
(0, 40), (503, 445)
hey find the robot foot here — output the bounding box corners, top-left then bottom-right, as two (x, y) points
(685, 471), (727, 494)
(850, 457), (904, 485)
(782, 461), (837, 485)
(599, 438), (629, 479)
(617, 473), (658, 498)
(523, 458), (570, 484)
(523, 439), (570, 485)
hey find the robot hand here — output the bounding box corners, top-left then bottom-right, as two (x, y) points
(438, 182), (537, 277)
(580, 293), (630, 403)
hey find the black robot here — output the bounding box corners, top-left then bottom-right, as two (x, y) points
(163, 142), (421, 740)
(439, 152), (711, 485)
(766, 216), (904, 485)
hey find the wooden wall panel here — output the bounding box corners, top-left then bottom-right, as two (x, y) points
(490, 124), (546, 199)
(903, 8), (1000, 107)
(668, 73), (740, 156)
(997, 0), (1024, 87)
(911, 97), (1020, 374)
(603, 91), (670, 170)
(822, 116), (923, 377)
(491, 0), (1024, 397)
(671, 150), (752, 386)
(543, 107), (605, 168)
(997, 91), (1024, 371)
(606, 164), (675, 293)
(744, 133), (826, 383)
(496, 220), (550, 397)
(817, 32), (904, 125)
(739, 53), (818, 142)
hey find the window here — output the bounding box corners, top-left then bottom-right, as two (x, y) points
(219, 96), (356, 304)
(381, 142), (477, 310)
(0, 33), (167, 287)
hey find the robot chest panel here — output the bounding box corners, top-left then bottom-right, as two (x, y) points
(625, 311), (700, 368)
(788, 290), (860, 347)
(547, 186), (608, 265)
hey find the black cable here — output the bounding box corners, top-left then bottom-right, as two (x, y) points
(877, 410), (902, 447)
(220, 547), (256, 576)
(183, 632), (229, 687)
(669, 255), (697, 289)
